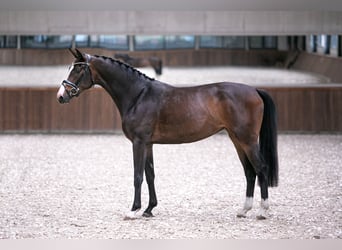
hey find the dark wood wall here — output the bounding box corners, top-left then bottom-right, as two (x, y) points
(262, 86), (342, 132)
(0, 88), (121, 132)
(1, 86), (341, 133)
(292, 52), (342, 83)
(1, 48), (341, 133)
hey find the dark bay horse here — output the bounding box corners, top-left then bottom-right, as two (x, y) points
(114, 53), (163, 76)
(57, 49), (278, 220)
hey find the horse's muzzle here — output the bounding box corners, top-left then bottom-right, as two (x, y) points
(57, 95), (67, 104)
(57, 85), (70, 104)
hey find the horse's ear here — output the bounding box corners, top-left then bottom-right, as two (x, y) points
(75, 48), (84, 60)
(68, 48), (84, 61)
(68, 48), (78, 58)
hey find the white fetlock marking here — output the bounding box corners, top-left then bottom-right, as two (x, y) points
(244, 197), (254, 210)
(261, 199), (269, 210)
(237, 197), (253, 217)
(124, 209), (141, 220)
(257, 199), (269, 219)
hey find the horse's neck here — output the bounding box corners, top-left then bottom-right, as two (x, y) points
(94, 60), (147, 116)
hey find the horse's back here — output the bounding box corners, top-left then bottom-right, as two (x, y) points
(171, 82), (262, 109)
(155, 81), (262, 113)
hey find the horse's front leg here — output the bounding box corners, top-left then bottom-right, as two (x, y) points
(124, 141), (147, 220)
(143, 144), (157, 217)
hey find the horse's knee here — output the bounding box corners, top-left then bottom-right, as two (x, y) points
(134, 175), (143, 188)
(145, 165), (155, 181)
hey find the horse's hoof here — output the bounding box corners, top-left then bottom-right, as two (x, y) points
(123, 214), (139, 220)
(237, 213), (247, 218)
(236, 209), (248, 218)
(256, 214), (267, 220)
(142, 211), (154, 218)
(123, 210), (141, 220)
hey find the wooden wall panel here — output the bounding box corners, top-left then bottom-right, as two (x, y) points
(0, 88), (121, 132)
(261, 86), (342, 132)
(0, 85), (341, 133)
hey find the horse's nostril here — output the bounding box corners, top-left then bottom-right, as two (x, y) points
(58, 96), (64, 103)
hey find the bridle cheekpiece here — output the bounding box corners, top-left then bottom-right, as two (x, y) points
(62, 55), (93, 98)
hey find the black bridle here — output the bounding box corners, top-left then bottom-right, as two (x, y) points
(62, 61), (94, 98)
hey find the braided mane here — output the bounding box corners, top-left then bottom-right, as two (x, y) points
(93, 55), (154, 81)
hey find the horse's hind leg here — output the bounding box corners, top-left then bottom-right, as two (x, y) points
(242, 143), (269, 220)
(231, 132), (269, 219)
(234, 145), (256, 218)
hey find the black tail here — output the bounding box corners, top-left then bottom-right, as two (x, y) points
(257, 89), (279, 187)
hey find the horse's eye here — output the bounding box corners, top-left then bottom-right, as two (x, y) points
(74, 65), (82, 73)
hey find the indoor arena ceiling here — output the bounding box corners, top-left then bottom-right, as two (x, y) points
(1, 0), (342, 11)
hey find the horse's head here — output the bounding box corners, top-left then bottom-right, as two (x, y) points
(57, 48), (94, 104)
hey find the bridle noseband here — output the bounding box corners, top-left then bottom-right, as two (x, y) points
(62, 79), (80, 97)
(62, 60), (94, 98)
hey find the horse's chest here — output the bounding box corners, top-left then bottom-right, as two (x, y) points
(121, 111), (156, 141)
